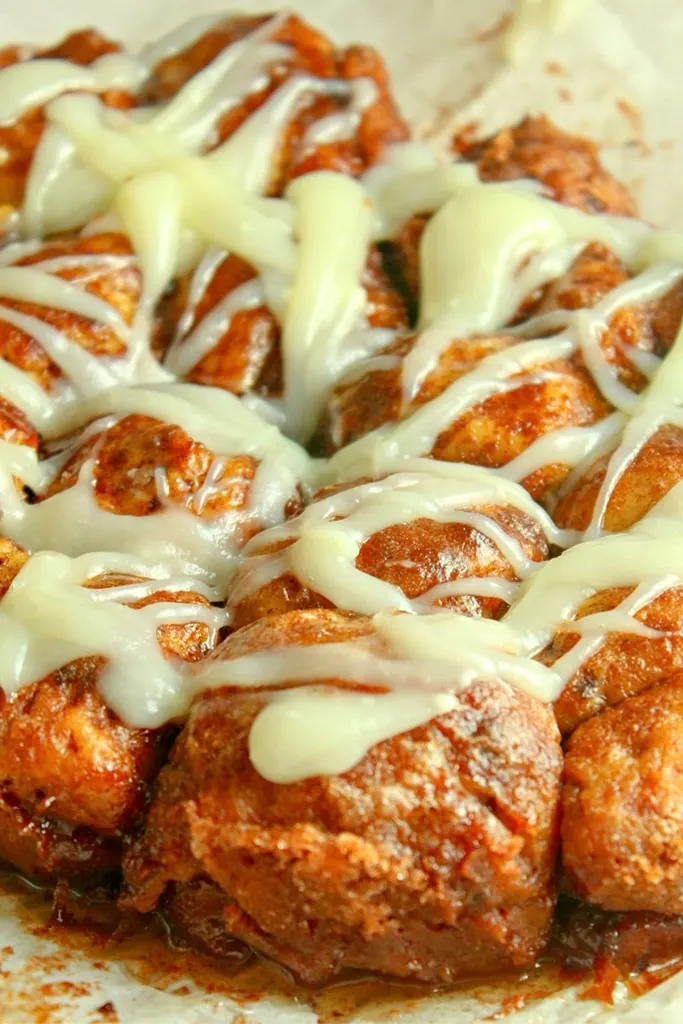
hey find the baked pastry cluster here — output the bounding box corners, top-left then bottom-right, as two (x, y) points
(1, 11), (683, 990)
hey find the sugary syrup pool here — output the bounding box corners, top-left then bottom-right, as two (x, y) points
(1, 870), (682, 1023)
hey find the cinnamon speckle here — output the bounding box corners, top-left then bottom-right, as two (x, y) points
(616, 97), (643, 135)
(95, 1002), (119, 1022)
(474, 12), (512, 42)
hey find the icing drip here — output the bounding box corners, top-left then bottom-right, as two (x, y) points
(3, 15), (683, 788)
(231, 459), (571, 617)
(1, 384), (310, 592)
(0, 550), (227, 728)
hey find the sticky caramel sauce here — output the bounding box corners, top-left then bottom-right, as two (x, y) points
(1, 871), (682, 1023)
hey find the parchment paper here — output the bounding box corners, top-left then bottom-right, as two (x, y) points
(1, 0), (682, 1020)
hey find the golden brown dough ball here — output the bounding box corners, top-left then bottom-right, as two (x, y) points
(229, 468), (549, 628)
(0, 233), (161, 396)
(533, 245), (683, 394)
(144, 14), (337, 102)
(163, 247), (408, 397)
(456, 115), (636, 217)
(317, 332), (610, 505)
(562, 675), (683, 914)
(145, 13), (409, 196)
(318, 233), (683, 507)
(0, 565), (219, 881)
(554, 425), (683, 533)
(541, 583), (683, 735)
(0, 31), (134, 213)
(33, 392), (308, 592)
(46, 413), (260, 521)
(121, 608), (562, 986)
(386, 114), (639, 309)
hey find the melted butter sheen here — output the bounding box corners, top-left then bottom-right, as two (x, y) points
(3, 17), (683, 782)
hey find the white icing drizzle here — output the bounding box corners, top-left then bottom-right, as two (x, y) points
(0, 247), (172, 421)
(0, 438), (46, 504)
(249, 688), (458, 783)
(169, 246), (226, 349)
(15, 14), (373, 277)
(0, 266), (130, 336)
(138, 13), (231, 70)
(325, 335), (577, 481)
(499, 412), (626, 488)
(165, 278), (265, 377)
(205, 73), (361, 194)
(114, 170), (183, 381)
(0, 550), (227, 728)
(5, 15), (683, 787)
(5, 19), (399, 450)
(1, 384), (310, 592)
(23, 127), (101, 238)
(0, 52), (147, 125)
(12, 12), (289, 236)
(581, 306), (683, 539)
(44, 382), (309, 472)
(512, 262), (683, 414)
(45, 93), (297, 273)
(0, 357), (56, 427)
(505, 531), (683, 654)
(332, 344), (402, 390)
(3, 458), (251, 591)
(15, 16), (672, 486)
(220, 475), (683, 783)
(116, 171), (181, 311)
(230, 459), (570, 617)
(361, 142), (479, 239)
(228, 465), (683, 782)
(546, 577), (674, 686)
(146, 12), (289, 152)
(26, 253), (136, 275)
(282, 172), (373, 442)
(195, 609), (559, 782)
(0, 241), (43, 266)
(501, 483), (683, 691)
(326, 243), (683, 488)
(407, 183), (654, 404)
(320, 166), (683, 495)
(197, 610), (556, 700)
(299, 77), (378, 155)
(22, 125), (116, 238)
(0, 303), (120, 395)
(412, 576), (519, 608)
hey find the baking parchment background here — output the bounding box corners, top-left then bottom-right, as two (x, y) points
(0, 0), (682, 1020)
